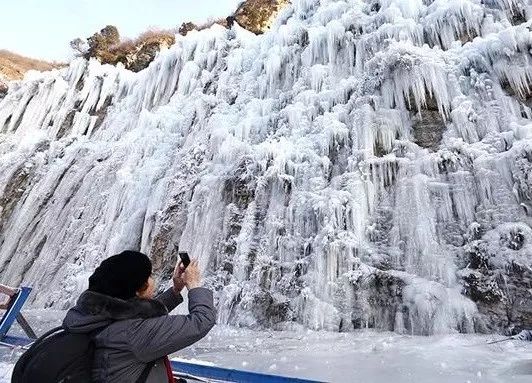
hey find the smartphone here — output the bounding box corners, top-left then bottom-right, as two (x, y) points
(179, 252), (191, 269)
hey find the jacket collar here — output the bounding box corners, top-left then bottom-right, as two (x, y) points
(77, 290), (167, 320)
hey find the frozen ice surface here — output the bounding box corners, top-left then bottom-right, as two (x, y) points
(172, 325), (532, 382)
(3, 313), (531, 383)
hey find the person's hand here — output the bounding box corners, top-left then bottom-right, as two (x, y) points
(172, 261), (186, 293)
(183, 260), (202, 290)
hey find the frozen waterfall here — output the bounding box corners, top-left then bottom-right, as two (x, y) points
(0, 0), (531, 335)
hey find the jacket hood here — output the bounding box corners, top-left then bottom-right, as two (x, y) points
(63, 290), (168, 333)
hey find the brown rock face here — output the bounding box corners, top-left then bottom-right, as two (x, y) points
(233, 0), (291, 34)
(124, 34), (175, 72)
(408, 94), (446, 151)
(178, 22), (199, 36)
(179, 0), (291, 36)
(85, 25), (121, 63)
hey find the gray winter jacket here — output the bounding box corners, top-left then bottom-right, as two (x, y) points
(63, 287), (216, 382)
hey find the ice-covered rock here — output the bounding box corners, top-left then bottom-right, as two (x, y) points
(0, 80), (7, 99)
(0, 0), (531, 334)
(458, 222), (532, 333)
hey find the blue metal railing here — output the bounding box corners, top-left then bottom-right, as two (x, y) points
(171, 360), (324, 383)
(0, 287), (33, 341)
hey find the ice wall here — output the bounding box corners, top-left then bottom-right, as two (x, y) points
(1, 0), (531, 334)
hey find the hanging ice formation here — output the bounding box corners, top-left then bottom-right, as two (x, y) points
(1, 0), (531, 335)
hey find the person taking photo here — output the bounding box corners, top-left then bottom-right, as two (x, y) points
(62, 250), (216, 382)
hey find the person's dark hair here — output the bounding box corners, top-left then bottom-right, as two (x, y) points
(88, 250), (152, 300)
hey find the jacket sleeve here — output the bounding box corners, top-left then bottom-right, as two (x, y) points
(155, 288), (184, 312)
(127, 287), (216, 362)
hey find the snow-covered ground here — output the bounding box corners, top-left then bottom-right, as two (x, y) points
(1, 310), (531, 383)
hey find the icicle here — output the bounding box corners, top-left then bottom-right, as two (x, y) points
(326, 20), (345, 65)
(401, 275), (478, 335)
(0, 0), (531, 335)
(423, 0), (484, 50)
(371, 42), (451, 118)
(450, 98), (480, 143)
(380, 0), (424, 19)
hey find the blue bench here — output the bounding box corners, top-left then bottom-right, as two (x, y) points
(0, 286), (36, 347)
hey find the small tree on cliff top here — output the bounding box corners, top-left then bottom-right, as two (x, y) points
(85, 25), (120, 60)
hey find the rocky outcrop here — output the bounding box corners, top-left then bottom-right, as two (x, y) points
(411, 110), (446, 151)
(79, 26), (175, 73)
(501, 77), (532, 112)
(0, 165), (34, 231)
(408, 94), (446, 151)
(84, 25), (121, 64)
(178, 22), (199, 36)
(83, 1), (292, 73)
(233, 0), (291, 34)
(179, 0), (291, 36)
(123, 34), (175, 72)
(348, 264), (481, 335)
(458, 223), (532, 334)
(178, 18), (233, 37)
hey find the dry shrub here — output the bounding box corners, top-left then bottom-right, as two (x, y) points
(89, 28), (176, 69)
(135, 29), (176, 45)
(178, 17), (232, 36)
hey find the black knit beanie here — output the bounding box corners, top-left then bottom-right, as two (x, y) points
(88, 250), (152, 300)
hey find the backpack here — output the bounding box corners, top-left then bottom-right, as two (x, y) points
(11, 326), (155, 383)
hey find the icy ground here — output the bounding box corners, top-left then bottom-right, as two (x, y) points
(179, 327), (532, 382)
(1, 310), (531, 383)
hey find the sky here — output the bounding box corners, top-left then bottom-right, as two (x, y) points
(0, 0), (242, 61)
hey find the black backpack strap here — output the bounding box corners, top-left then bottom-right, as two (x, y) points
(136, 360), (156, 383)
(38, 326), (65, 338)
(26, 326), (65, 348)
(34, 326), (154, 382)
